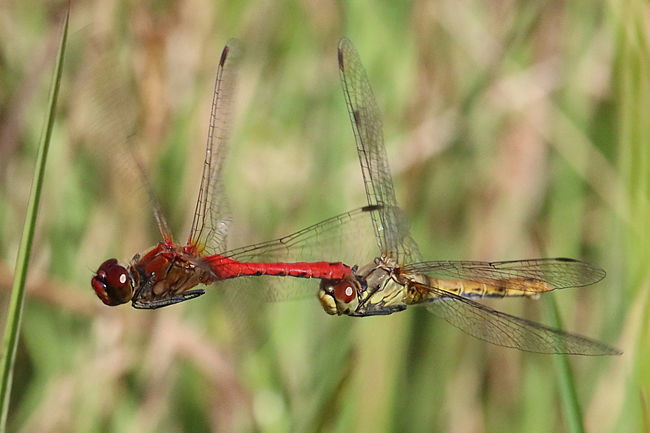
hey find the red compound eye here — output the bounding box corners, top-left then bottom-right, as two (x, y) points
(92, 259), (133, 306)
(334, 281), (356, 304)
(105, 265), (129, 289)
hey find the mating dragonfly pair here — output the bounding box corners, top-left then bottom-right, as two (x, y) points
(91, 39), (620, 356)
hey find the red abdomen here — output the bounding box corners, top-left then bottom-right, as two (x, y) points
(205, 255), (352, 280)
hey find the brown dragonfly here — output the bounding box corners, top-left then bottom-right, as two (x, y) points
(314, 38), (620, 355)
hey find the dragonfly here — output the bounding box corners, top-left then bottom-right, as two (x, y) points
(91, 40), (359, 309)
(92, 38), (619, 356)
(312, 38), (620, 355)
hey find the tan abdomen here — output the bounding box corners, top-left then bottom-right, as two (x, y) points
(405, 275), (553, 304)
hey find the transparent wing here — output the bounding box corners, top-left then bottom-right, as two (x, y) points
(134, 150), (174, 243)
(338, 38), (416, 262)
(222, 207), (376, 267)
(402, 258), (605, 293)
(72, 36), (174, 243)
(416, 282), (619, 355)
(216, 207), (379, 301)
(188, 39), (242, 255)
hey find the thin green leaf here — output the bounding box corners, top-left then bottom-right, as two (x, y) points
(545, 296), (585, 433)
(0, 7), (69, 432)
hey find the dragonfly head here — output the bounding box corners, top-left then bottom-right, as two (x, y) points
(318, 277), (360, 316)
(92, 258), (134, 306)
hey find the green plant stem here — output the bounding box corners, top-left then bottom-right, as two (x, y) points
(0, 8), (69, 432)
(546, 296), (585, 433)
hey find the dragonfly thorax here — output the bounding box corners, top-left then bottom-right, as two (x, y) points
(128, 242), (215, 308)
(354, 261), (408, 313)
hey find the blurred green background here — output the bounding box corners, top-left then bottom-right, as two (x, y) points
(0, 0), (644, 431)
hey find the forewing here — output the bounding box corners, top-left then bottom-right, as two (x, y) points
(71, 36), (174, 243)
(218, 207), (379, 301)
(338, 38), (413, 261)
(223, 207), (376, 267)
(402, 258), (605, 294)
(188, 39), (242, 255)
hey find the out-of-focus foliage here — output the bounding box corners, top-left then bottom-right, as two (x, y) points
(0, 0), (641, 432)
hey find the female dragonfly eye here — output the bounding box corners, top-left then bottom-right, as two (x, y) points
(333, 280), (359, 314)
(91, 258), (133, 306)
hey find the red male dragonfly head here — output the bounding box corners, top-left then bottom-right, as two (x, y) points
(91, 258), (134, 306)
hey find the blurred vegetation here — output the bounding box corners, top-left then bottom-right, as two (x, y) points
(0, 0), (643, 432)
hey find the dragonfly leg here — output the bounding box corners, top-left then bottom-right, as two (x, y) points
(352, 304), (407, 316)
(132, 289), (205, 309)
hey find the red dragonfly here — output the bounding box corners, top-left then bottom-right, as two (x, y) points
(91, 40), (358, 309)
(92, 38), (619, 355)
(311, 38), (620, 355)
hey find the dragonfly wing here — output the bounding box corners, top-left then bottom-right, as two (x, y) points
(217, 207), (379, 301)
(338, 38), (417, 262)
(188, 39), (242, 255)
(73, 36), (175, 244)
(418, 283), (620, 355)
(223, 207), (377, 267)
(397, 222), (423, 266)
(402, 258), (605, 294)
(136, 155), (174, 243)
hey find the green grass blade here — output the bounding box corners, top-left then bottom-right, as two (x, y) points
(0, 7), (69, 431)
(545, 296), (585, 433)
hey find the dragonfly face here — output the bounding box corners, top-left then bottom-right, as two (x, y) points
(318, 275), (360, 315)
(318, 259), (409, 316)
(91, 258), (134, 306)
